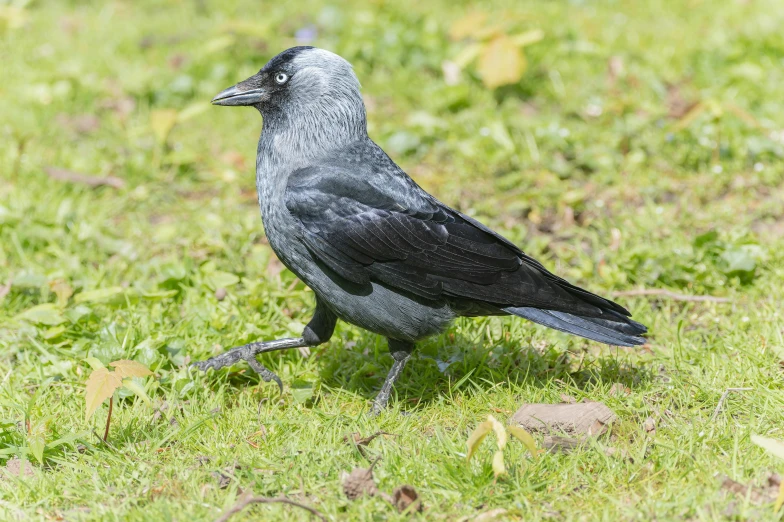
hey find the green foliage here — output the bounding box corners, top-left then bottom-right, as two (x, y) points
(1, 0), (784, 519)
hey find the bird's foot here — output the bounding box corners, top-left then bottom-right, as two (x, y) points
(369, 349), (412, 416)
(192, 337), (307, 394)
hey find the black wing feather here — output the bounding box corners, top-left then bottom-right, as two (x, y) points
(284, 140), (640, 327)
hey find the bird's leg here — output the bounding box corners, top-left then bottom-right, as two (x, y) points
(192, 301), (336, 393)
(371, 339), (414, 415)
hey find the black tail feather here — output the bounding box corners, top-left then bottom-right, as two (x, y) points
(504, 307), (647, 347)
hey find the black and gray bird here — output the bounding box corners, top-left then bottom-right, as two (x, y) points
(195, 47), (647, 412)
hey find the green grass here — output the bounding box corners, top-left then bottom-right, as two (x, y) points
(2, 0), (784, 519)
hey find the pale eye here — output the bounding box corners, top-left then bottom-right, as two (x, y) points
(275, 72), (289, 84)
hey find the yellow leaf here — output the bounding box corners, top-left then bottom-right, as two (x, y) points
(751, 435), (784, 461)
(477, 35), (526, 89)
(508, 425), (540, 460)
(150, 109), (178, 145)
(510, 29), (545, 48)
(488, 415), (506, 450)
(84, 367), (122, 421)
(776, 479), (784, 513)
(466, 420), (493, 461)
(492, 450), (506, 477)
(110, 360), (152, 379)
(449, 11), (488, 40)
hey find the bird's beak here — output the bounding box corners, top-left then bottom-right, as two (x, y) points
(211, 84), (267, 106)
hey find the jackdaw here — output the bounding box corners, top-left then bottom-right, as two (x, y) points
(195, 46), (647, 413)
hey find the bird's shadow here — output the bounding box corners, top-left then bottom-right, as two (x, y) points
(315, 326), (655, 410)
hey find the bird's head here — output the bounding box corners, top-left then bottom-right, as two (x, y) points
(212, 46), (364, 116)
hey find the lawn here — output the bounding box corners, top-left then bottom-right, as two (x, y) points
(2, 0), (784, 520)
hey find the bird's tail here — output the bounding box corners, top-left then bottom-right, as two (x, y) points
(503, 307), (647, 347)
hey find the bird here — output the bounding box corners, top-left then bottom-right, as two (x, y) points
(194, 46), (647, 413)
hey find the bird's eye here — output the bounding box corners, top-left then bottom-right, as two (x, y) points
(275, 72), (289, 85)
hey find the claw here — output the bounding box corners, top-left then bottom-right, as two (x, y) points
(246, 358), (284, 394)
(191, 337), (307, 394)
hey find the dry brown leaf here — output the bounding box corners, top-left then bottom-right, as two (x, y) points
(391, 484), (422, 513)
(45, 167), (125, 189)
(643, 417), (656, 434)
(341, 465), (379, 500)
(511, 401), (617, 437)
(477, 35), (526, 89)
(343, 431), (394, 458)
(609, 383), (630, 397)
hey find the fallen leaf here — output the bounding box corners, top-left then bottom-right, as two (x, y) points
(84, 367), (122, 421)
(343, 431), (394, 458)
(341, 465), (379, 500)
(44, 167), (125, 189)
(391, 484), (422, 513)
(110, 360), (152, 379)
(511, 402), (617, 437)
(477, 35), (526, 89)
(643, 417), (656, 434)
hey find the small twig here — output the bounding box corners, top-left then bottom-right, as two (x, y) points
(103, 396), (113, 442)
(215, 490), (327, 522)
(44, 166), (125, 189)
(612, 288), (731, 303)
(710, 387), (753, 422)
